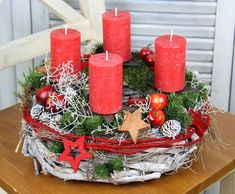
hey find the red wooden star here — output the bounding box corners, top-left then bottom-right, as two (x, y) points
(57, 136), (92, 172)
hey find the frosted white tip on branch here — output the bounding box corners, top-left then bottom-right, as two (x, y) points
(133, 95), (151, 113)
(186, 71), (208, 95)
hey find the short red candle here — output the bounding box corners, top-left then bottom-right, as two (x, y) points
(154, 35), (186, 92)
(50, 28), (81, 79)
(89, 53), (123, 114)
(103, 10), (131, 62)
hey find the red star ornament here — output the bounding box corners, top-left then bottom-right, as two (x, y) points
(57, 136), (92, 172)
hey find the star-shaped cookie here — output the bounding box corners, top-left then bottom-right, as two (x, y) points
(118, 108), (150, 144)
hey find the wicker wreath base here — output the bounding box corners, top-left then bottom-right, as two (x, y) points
(22, 121), (200, 184)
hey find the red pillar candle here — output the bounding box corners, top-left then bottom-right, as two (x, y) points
(154, 35), (186, 92)
(50, 28), (81, 79)
(103, 9), (131, 62)
(89, 52), (123, 114)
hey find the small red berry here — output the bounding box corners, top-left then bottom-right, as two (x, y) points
(139, 44), (154, 60)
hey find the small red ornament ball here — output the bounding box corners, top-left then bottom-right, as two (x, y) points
(139, 45), (154, 60)
(46, 92), (66, 113)
(145, 54), (155, 66)
(36, 85), (55, 106)
(147, 108), (165, 126)
(150, 93), (167, 110)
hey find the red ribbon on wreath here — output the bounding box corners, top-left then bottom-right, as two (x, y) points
(23, 108), (210, 155)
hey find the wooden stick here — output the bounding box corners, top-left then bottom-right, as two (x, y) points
(78, 0), (106, 42)
(33, 158), (39, 176)
(15, 137), (23, 153)
(39, 0), (87, 23)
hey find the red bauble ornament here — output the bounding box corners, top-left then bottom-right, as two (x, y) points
(57, 136), (92, 172)
(150, 93), (168, 110)
(147, 108), (165, 126)
(46, 92), (66, 113)
(36, 85), (55, 106)
(128, 96), (146, 106)
(139, 44), (154, 60)
(145, 54), (155, 66)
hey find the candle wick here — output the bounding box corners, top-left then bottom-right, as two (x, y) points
(106, 50), (109, 61)
(65, 24), (68, 35)
(115, 8), (118, 16)
(170, 29), (174, 42)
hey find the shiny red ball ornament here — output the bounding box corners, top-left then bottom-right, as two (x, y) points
(35, 85), (55, 106)
(145, 54), (155, 66)
(139, 44), (154, 60)
(147, 108), (165, 126)
(150, 93), (168, 110)
(46, 92), (66, 113)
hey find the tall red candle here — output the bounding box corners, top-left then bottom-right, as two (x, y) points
(103, 10), (131, 62)
(89, 53), (123, 114)
(50, 28), (81, 79)
(155, 35), (186, 92)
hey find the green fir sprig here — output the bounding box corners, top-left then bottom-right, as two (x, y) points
(124, 65), (154, 94)
(94, 164), (109, 179)
(90, 42), (104, 54)
(85, 115), (103, 131)
(185, 71), (208, 99)
(106, 157), (123, 172)
(24, 70), (46, 92)
(123, 51), (154, 94)
(60, 112), (103, 135)
(14, 69), (46, 109)
(94, 157), (123, 179)
(164, 93), (192, 129)
(181, 71), (209, 110)
(60, 112), (76, 130)
(49, 141), (64, 153)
